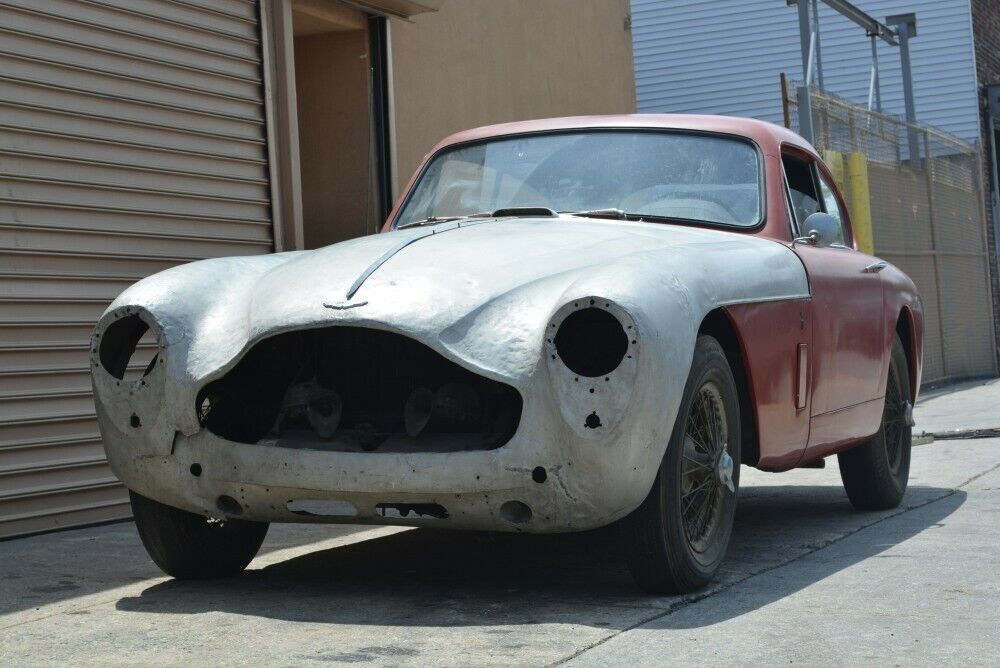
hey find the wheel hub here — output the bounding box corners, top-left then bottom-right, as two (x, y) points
(715, 449), (735, 493)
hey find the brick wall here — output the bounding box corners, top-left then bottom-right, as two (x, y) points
(971, 0), (1000, 366)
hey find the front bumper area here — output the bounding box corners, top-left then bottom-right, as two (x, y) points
(100, 406), (646, 533)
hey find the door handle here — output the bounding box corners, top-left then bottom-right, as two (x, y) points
(863, 261), (887, 273)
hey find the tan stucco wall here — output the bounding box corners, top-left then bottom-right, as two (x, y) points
(388, 0), (636, 199)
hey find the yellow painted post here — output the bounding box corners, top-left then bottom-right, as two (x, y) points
(823, 150), (845, 188)
(847, 152), (875, 254)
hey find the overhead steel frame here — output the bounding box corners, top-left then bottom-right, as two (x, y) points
(786, 0), (915, 152)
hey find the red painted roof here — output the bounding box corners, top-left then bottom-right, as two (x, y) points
(427, 114), (815, 158)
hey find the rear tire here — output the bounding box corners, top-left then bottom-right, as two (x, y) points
(621, 335), (741, 594)
(129, 490), (269, 579)
(837, 333), (912, 510)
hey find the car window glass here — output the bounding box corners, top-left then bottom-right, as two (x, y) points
(817, 172), (847, 246)
(398, 131), (763, 228)
(781, 153), (821, 230)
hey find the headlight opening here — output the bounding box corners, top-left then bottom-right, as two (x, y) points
(95, 310), (160, 381)
(553, 302), (630, 377)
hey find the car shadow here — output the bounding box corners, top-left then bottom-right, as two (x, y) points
(0, 522), (378, 617)
(113, 484), (965, 629)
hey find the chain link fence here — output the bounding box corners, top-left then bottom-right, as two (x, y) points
(783, 81), (997, 384)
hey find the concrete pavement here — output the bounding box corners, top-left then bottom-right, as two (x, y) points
(1, 383), (999, 666)
(915, 376), (1000, 435)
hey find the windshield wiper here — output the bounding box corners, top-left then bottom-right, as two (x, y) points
(562, 209), (708, 226)
(560, 208), (629, 220)
(398, 207), (558, 229)
(397, 212), (493, 229)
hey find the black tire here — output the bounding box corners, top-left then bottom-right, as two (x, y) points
(837, 333), (912, 510)
(621, 335), (741, 594)
(129, 490), (269, 579)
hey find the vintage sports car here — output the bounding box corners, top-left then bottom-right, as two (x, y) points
(92, 115), (922, 593)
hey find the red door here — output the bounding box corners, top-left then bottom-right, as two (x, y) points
(793, 245), (884, 415)
(782, 152), (885, 418)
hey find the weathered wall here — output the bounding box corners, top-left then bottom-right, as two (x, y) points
(388, 0), (636, 198)
(972, 0), (1000, 364)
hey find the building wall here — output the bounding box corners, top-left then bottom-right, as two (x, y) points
(631, 0), (981, 143)
(971, 0), (1000, 364)
(388, 0), (636, 197)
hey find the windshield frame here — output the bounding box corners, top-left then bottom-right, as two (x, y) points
(388, 127), (768, 232)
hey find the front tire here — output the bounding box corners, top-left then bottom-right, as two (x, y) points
(837, 333), (912, 510)
(130, 490), (269, 579)
(621, 335), (741, 594)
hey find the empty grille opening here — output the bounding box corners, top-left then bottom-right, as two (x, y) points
(198, 327), (522, 453)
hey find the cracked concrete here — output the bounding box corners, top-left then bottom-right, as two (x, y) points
(2, 384), (999, 666)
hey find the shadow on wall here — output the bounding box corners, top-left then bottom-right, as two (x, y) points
(112, 484), (965, 630)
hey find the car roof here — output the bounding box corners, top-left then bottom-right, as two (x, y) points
(428, 114), (816, 158)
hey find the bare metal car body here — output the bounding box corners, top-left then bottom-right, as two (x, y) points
(92, 115), (920, 536)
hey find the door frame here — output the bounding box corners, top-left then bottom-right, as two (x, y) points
(259, 0), (398, 250)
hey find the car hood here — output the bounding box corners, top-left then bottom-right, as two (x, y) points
(106, 216), (808, 386)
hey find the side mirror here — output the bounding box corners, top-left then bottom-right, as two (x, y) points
(794, 212), (840, 248)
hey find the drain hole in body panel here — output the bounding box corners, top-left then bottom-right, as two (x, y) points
(287, 499), (357, 517)
(500, 501), (532, 524)
(375, 503), (448, 520)
(216, 495), (242, 516)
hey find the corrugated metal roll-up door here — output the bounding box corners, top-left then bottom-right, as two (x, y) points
(0, 0), (273, 537)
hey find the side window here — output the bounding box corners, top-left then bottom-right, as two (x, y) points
(781, 153), (821, 232)
(816, 172), (847, 246)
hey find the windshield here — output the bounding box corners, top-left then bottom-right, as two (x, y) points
(394, 130), (762, 228)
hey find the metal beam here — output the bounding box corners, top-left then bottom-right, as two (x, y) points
(787, 0), (898, 45)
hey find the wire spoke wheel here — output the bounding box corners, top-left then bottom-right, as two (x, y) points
(621, 335), (741, 594)
(882, 366), (906, 475)
(680, 381), (729, 554)
(837, 332), (912, 511)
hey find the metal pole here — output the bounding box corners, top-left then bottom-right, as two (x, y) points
(797, 0), (814, 143)
(987, 86), (1000, 241)
(870, 35), (882, 112)
(812, 0), (825, 88)
(867, 64), (876, 111)
(922, 130), (948, 377)
(888, 14), (920, 164)
(987, 86), (1000, 368)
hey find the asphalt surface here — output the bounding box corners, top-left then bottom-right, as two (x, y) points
(2, 385), (999, 667)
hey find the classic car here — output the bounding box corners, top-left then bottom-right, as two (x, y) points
(92, 115), (922, 594)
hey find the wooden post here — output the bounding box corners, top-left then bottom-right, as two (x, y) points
(780, 73), (792, 130)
